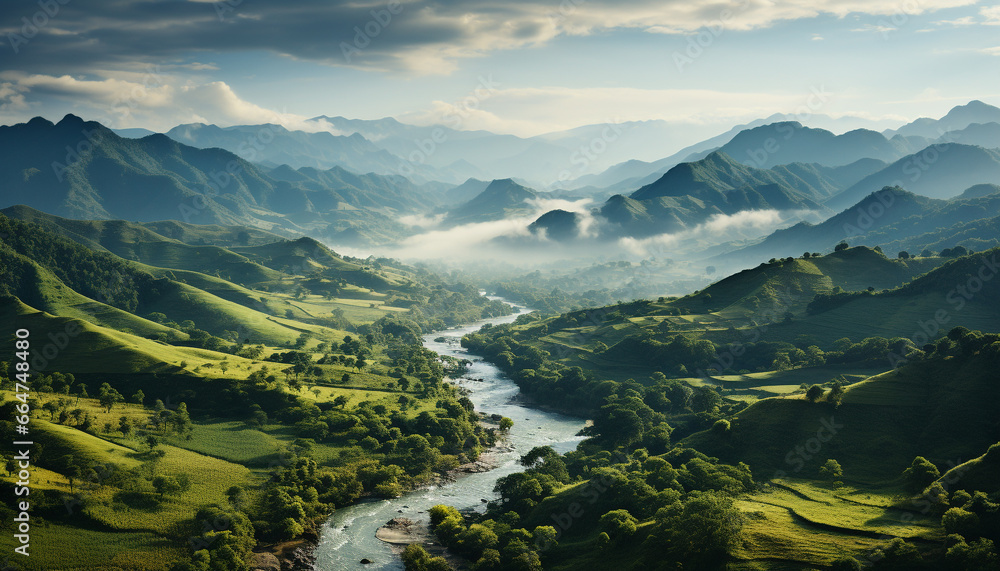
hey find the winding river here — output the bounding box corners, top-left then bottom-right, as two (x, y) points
(312, 303), (587, 570)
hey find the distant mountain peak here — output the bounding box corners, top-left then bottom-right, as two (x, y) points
(56, 114), (86, 127)
(26, 116), (54, 128)
(529, 209), (580, 241)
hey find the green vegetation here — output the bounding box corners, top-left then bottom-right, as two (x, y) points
(0, 212), (517, 570)
(435, 246), (1000, 570)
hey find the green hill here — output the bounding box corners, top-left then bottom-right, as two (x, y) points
(0, 296), (239, 374)
(688, 246), (946, 316)
(686, 331), (1000, 482)
(2, 205), (284, 285)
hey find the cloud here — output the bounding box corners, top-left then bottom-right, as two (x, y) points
(619, 209), (816, 256)
(397, 212), (447, 228)
(0, 1), (980, 75)
(378, 197), (597, 260)
(0, 71), (350, 132)
(981, 6), (1000, 25)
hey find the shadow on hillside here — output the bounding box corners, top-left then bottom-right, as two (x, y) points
(113, 490), (166, 512)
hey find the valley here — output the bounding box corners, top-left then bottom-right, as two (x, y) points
(2, 90), (1000, 571)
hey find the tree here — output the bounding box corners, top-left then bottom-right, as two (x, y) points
(942, 507), (980, 537)
(131, 389), (144, 407)
(651, 493), (743, 568)
(277, 517), (304, 540)
(98, 383), (124, 413)
(152, 475), (182, 499)
(119, 416), (133, 437)
(499, 417), (514, 431)
(600, 509), (638, 540)
(902, 456), (940, 493)
(805, 384), (825, 403)
(835, 241), (849, 251)
(711, 419), (731, 435)
(172, 402), (193, 436)
(819, 459), (843, 481)
(75, 384), (88, 405)
(944, 537), (998, 570)
(830, 557), (863, 571)
(898, 251), (910, 259)
(532, 526), (558, 551)
(827, 382), (845, 406)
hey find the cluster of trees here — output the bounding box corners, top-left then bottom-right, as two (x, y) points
(0, 216), (167, 313)
(145, 313), (233, 352)
(417, 504), (551, 570)
(405, 284), (514, 330)
(414, 444), (751, 571)
(464, 326), (750, 441)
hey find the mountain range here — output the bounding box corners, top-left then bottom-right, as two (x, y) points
(1, 115), (453, 245)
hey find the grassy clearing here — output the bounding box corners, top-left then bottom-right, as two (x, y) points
(80, 442), (255, 536)
(734, 479), (942, 568)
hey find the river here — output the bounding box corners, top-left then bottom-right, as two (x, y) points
(312, 303), (587, 570)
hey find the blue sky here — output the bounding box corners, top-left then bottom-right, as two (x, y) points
(1, 0), (998, 143)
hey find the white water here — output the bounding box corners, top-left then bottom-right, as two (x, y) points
(312, 304), (586, 570)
